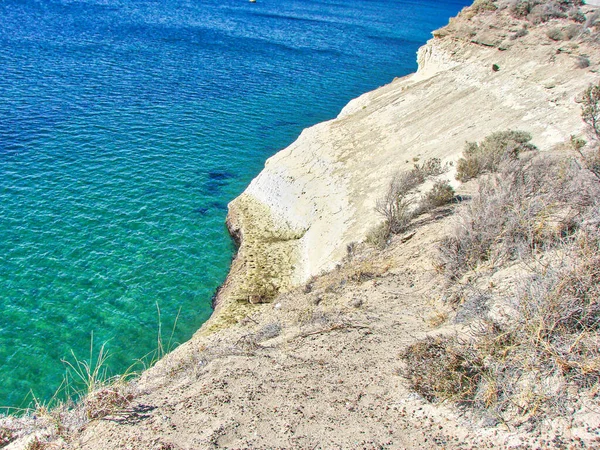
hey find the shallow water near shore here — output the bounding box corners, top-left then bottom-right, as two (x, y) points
(0, 0), (470, 407)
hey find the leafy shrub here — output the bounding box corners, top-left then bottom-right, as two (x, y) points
(546, 27), (564, 40)
(420, 180), (455, 211)
(455, 130), (535, 182)
(576, 55), (590, 69)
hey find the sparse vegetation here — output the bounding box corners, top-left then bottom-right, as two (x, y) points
(405, 110), (600, 425)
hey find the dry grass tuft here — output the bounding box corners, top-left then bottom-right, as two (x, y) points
(84, 387), (134, 420)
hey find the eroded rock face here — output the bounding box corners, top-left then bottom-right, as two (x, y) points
(223, 5), (599, 306)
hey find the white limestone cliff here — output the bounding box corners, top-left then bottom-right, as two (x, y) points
(221, 6), (597, 309)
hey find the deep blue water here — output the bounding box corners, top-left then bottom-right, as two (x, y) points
(0, 0), (471, 407)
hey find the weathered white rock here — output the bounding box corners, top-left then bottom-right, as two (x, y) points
(226, 11), (598, 302)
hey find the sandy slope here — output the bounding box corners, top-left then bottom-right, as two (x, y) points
(67, 206), (506, 449)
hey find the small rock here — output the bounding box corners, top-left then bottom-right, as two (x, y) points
(349, 297), (363, 308)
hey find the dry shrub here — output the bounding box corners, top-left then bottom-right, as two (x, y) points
(84, 387), (133, 420)
(0, 427), (15, 447)
(374, 158), (449, 240)
(511, 27), (529, 39)
(366, 222), (389, 249)
(563, 23), (582, 39)
(401, 336), (484, 403)
(581, 83), (600, 140)
(25, 437), (47, 450)
(585, 9), (600, 29)
(409, 125), (600, 423)
(440, 154), (597, 282)
(576, 55), (590, 69)
(569, 7), (586, 23)
(405, 233), (600, 420)
(528, 3), (567, 24)
(455, 130), (535, 182)
(375, 170), (422, 236)
(506, 0), (582, 23)
(546, 27), (564, 40)
(471, 0), (498, 14)
(238, 322), (282, 351)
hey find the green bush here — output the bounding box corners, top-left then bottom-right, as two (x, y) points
(420, 180), (455, 211)
(455, 130), (535, 182)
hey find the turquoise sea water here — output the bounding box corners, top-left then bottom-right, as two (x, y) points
(0, 0), (471, 407)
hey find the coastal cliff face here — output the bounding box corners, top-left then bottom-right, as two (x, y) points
(223, 4), (597, 311)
